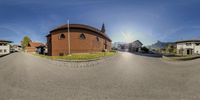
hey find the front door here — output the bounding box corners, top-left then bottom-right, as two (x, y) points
(187, 49), (190, 55)
(187, 49), (193, 55)
(104, 44), (107, 49)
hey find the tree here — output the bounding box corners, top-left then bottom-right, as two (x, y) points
(21, 36), (31, 49)
(141, 46), (149, 53)
(165, 44), (176, 54)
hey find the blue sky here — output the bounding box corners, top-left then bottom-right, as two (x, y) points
(0, 0), (200, 45)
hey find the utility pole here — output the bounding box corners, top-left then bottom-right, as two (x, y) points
(67, 20), (71, 55)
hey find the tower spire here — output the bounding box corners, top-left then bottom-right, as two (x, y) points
(101, 23), (106, 33)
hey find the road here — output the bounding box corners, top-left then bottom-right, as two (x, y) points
(0, 52), (200, 100)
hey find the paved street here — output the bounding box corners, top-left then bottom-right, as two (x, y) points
(0, 52), (200, 100)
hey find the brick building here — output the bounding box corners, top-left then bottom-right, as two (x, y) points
(25, 42), (45, 53)
(46, 24), (112, 56)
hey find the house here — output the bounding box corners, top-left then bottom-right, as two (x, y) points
(112, 42), (128, 51)
(36, 44), (47, 55)
(0, 40), (12, 55)
(129, 40), (143, 52)
(119, 43), (129, 52)
(176, 40), (200, 55)
(46, 24), (112, 56)
(11, 44), (22, 52)
(25, 42), (45, 53)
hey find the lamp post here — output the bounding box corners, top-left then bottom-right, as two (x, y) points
(67, 20), (71, 55)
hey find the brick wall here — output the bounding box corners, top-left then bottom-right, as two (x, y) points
(47, 29), (111, 56)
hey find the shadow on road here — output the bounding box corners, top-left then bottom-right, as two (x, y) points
(0, 52), (16, 58)
(131, 52), (162, 58)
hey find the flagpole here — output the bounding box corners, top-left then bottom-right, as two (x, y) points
(67, 20), (71, 55)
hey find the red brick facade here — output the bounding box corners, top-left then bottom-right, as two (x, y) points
(46, 24), (112, 56)
(25, 42), (44, 53)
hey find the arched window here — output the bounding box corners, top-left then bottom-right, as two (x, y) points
(96, 37), (99, 41)
(80, 33), (86, 40)
(59, 34), (65, 40)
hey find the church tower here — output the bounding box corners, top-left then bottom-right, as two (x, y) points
(101, 23), (106, 33)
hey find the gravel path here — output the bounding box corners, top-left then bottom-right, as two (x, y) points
(0, 52), (200, 100)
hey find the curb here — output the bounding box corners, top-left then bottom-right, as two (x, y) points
(30, 53), (118, 68)
(49, 55), (118, 68)
(55, 58), (100, 62)
(0, 53), (10, 58)
(162, 55), (200, 61)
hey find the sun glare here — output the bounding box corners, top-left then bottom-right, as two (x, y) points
(122, 32), (135, 43)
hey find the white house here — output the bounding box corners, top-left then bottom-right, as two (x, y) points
(176, 40), (200, 55)
(112, 42), (129, 51)
(0, 40), (12, 55)
(129, 40), (143, 52)
(11, 44), (22, 52)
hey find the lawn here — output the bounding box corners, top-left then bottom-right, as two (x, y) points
(163, 55), (200, 61)
(33, 51), (117, 61)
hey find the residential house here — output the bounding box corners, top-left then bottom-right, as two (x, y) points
(112, 42), (127, 51)
(176, 40), (200, 55)
(25, 42), (45, 53)
(11, 44), (22, 52)
(0, 40), (12, 55)
(129, 40), (143, 52)
(36, 44), (47, 55)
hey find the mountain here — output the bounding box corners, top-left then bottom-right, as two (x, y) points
(148, 41), (175, 49)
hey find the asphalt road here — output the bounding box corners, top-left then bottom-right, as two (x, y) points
(0, 52), (200, 100)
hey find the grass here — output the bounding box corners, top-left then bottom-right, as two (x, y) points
(33, 51), (117, 61)
(163, 55), (200, 61)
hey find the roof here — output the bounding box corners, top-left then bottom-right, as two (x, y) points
(176, 40), (200, 43)
(131, 40), (143, 45)
(0, 40), (12, 43)
(46, 24), (112, 42)
(28, 42), (45, 48)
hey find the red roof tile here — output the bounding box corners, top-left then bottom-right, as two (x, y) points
(28, 42), (44, 47)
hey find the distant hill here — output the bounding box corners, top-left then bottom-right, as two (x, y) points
(148, 41), (175, 50)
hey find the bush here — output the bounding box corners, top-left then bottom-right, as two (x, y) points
(141, 47), (149, 53)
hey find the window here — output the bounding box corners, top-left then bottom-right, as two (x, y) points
(4, 49), (7, 53)
(196, 43), (200, 46)
(96, 37), (99, 41)
(186, 43), (192, 46)
(0, 49), (2, 53)
(0, 43), (5, 46)
(80, 33), (86, 40)
(59, 34), (65, 40)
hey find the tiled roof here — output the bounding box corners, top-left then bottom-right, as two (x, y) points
(0, 40), (12, 43)
(46, 24), (112, 42)
(131, 40), (143, 45)
(28, 42), (44, 47)
(176, 40), (200, 43)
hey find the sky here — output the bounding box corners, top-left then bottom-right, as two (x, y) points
(0, 0), (200, 45)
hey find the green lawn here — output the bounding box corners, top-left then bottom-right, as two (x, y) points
(33, 51), (117, 60)
(163, 55), (200, 61)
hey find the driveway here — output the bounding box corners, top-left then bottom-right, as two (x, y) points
(0, 52), (200, 100)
